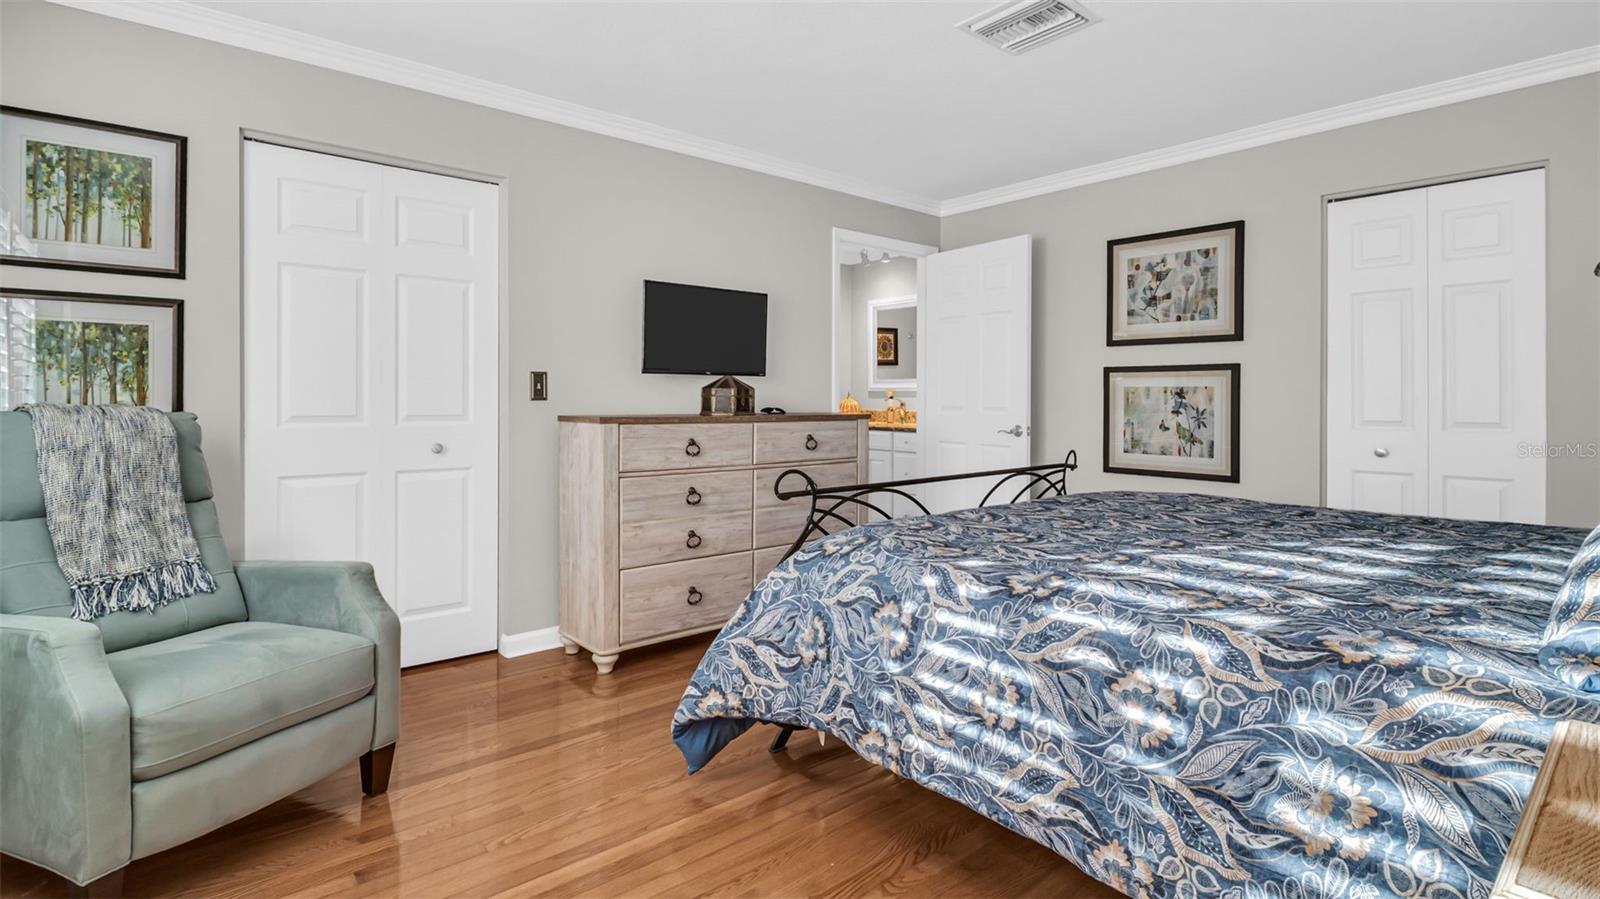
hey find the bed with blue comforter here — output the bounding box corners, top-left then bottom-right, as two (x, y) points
(672, 491), (1599, 899)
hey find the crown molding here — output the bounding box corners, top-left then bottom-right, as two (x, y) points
(44, 2), (1600, 221)
(46, 0), (945, 215)
(938, 44), (1600, 216)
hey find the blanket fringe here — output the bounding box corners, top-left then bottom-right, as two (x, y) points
(69, 559), (217, 621)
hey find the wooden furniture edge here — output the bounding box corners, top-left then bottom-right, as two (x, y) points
(559, 413), (869, 424)
(1490, 719), (1600, 899)
(558, 421), (620, 656)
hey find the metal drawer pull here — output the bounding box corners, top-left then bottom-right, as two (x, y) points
(685, 486), (702, 505)
(685, 530), (702, 549)
(804, 433), (818, 451)
(686, 586), (703, 606)
(1373, 447), (1390, 458)
(685, 438), (701, 457)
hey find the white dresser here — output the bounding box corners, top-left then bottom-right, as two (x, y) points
(558, 413), (868, 673)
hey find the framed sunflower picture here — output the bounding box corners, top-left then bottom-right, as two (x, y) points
(1104, 364), (1239, 482)
(875, 327), (899, 366)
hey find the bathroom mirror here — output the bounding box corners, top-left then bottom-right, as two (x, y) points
(868, 296), (917, 390)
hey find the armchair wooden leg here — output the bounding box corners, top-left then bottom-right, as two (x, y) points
(360, 743), (396, 796)
(68, 867), (124, 898)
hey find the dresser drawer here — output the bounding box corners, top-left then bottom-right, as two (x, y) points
(619, 510), (751, 569)
(620, 470), (751, 525)
(753, 462), (858, 548)
(892, 433), (920, 454)
(754, 421), (857, 464)
(619, 423), (752, 472)
(620, 552), (753, 644)
(753, 545), (792, 583)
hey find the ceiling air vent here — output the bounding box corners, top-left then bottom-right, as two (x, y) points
(958, 0), (1097, 55)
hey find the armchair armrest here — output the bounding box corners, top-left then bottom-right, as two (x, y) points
(0, 614), (131, 886)
(235, 561), (400, 750)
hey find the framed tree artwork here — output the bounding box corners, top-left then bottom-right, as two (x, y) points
(0, 288), (183, 410)
(1104, 364), (1239, 483)
(1107, 220), (1243, 346)
(1, 107), (187, 277)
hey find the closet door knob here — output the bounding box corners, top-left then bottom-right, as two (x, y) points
(686, 587), (704, 606)
(804, 434), (819, 451)
(685, 438), (701, 457)
(685, 486), (702, 506)
(1373, 447), (1390, 458)
(685, 530), (702, 549)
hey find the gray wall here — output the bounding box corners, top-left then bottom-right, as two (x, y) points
(941, 74), (1600, 528)
(0, 1), (939, 634)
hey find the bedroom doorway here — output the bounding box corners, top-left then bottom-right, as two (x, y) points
(832, 228), (936, 516)
(1325, 167), (1546, 523)
(830, 228), (1034, 516)
(242, 140), (502, 666)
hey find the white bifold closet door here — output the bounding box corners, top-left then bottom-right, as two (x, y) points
(920, 235), (1032, 514)
(243, 141), (500, 666)
(1326, 168), (1545, 523)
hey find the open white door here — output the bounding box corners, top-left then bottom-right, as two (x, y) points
(920, 235), (1032, 513)
(243, 141), (500, 666)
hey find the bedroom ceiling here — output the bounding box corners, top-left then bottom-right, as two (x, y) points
(69, 1), (1600, 213)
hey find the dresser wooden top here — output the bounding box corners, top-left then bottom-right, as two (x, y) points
(1492, 719), (1600, 899)
(559, 413), (869, 424)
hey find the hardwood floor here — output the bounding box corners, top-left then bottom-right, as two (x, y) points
(0, 638), (1122, 898)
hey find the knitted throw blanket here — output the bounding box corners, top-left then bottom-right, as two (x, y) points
(21, 404), (216, 620)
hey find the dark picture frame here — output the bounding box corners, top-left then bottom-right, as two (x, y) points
(1, 106), (187, 278)
(875, 327), (899, 366)
(0, 287), (184, 410)
(1107, 220), (1243, 346)
(1104, 363), (1240, 483)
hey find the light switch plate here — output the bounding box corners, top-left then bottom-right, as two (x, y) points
(530, 371), (547, 401)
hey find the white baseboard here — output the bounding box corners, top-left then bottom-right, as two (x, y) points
(498, 626), (563, 658)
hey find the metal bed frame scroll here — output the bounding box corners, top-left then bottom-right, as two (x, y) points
(762, 450), (1079, 753)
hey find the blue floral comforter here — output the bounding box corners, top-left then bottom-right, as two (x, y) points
(672, 491), (1599, 899)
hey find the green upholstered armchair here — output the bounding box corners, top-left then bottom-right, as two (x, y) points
(0, 412), (400, 893)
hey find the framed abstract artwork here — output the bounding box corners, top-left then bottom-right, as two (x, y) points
(875, 327), (899, 366)
(0, 287), (183, 410)
(0, 107), (187, 277)
(1104, 364), (1239, 482)
(1107, 220), (1243, 346)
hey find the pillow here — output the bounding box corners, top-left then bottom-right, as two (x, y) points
(1539, 524), (1600, 692)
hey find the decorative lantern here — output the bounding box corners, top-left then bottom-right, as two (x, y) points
(700, 376), (755, 416)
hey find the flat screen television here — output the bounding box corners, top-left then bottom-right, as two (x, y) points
(642, 280), (768, 376)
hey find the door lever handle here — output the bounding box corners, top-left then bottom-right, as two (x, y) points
(996, 425), (1024, 437)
